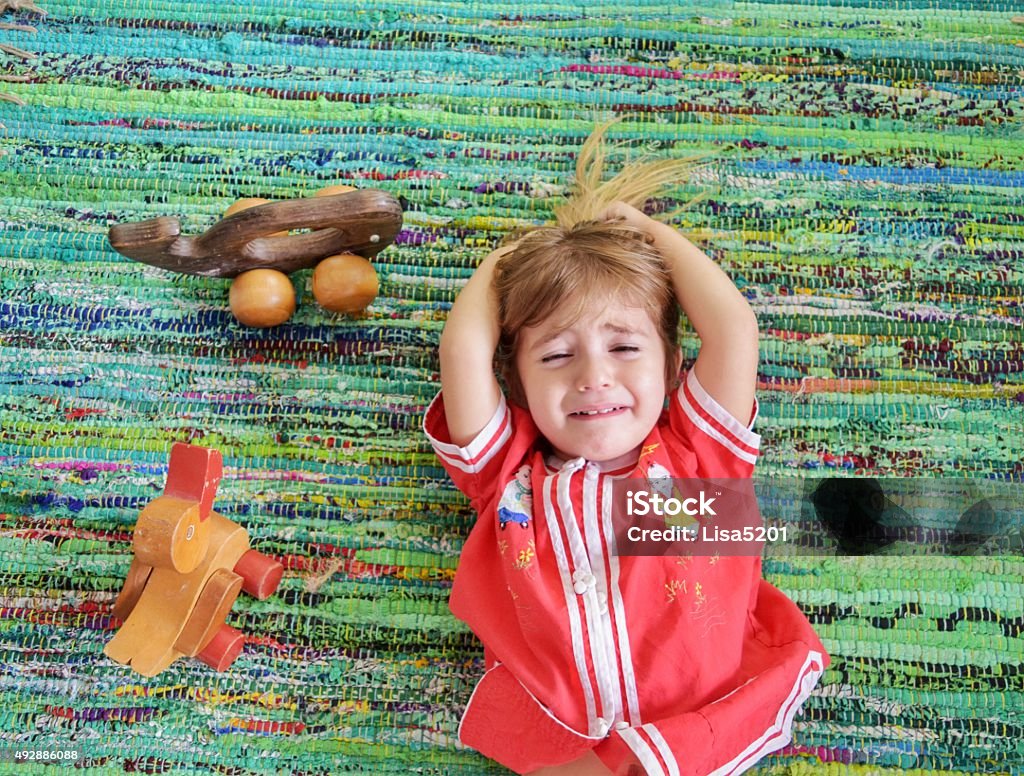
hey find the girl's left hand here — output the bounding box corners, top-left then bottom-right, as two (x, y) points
(598, 201), (655, 232)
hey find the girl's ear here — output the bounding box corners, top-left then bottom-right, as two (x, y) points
(667, 346), (683, 391)
(499, 359), (528, 409)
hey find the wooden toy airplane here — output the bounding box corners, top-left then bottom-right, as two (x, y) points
(105, 443), (283, 676)
(107, 188), (403, 277)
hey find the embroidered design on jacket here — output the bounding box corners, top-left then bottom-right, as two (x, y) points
(513, 540), (536, 571)
(645, 461), (698, 533)
(497, 464), (532, 530)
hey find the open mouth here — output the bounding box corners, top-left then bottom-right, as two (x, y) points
(569, 406), (627, 418)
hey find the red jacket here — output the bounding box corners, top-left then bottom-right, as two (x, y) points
(425, 369), (828, 775)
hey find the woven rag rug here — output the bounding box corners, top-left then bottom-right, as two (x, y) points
(1, 1), (1022, 773)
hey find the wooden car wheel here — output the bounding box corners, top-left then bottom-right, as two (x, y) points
(196, 624), (245, 672)
(234, 549), (284, 600)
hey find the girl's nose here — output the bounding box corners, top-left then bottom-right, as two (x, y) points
(576, 356), (613, 391)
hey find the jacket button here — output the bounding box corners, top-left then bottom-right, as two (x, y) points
(614, 721), (629, 731)
(572, 570), (596, 594)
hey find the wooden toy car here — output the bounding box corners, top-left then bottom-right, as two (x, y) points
(104, 443), (283, 676)
(107, 188), (402, 278)
(107, 186), (403, 326)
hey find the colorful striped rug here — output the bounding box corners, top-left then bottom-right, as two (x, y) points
(1, 1), (1021, 773)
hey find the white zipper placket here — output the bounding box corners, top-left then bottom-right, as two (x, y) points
(582, 464), (626, 728)
(555, 460), (619, 736)
(541, 462), (599, 732)
(602, 473), (642, 726)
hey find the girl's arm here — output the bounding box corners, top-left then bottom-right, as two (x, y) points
(438, 246), (510, 447)
(601, 202), (759, 425)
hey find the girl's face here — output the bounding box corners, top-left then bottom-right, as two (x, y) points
(514, 298), (676, 470)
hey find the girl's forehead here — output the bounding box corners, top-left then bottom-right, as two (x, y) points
(523, 300), (658, 344)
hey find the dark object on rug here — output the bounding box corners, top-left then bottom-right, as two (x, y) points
(810, 477), (902, 554)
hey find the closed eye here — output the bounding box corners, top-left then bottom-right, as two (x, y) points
(612, 345), (640, 353)
(541, 353), (570, 363)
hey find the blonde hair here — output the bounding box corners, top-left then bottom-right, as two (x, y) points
(493, 117), (706, 406)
